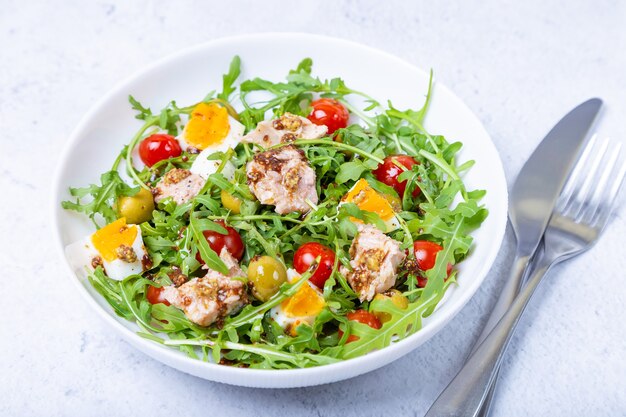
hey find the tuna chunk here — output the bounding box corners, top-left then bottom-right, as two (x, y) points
(153, 168), (204, 205)
(242, 112), (328, 148)
(162, 249), (248, 326)
(340, 224), (406, 301)
(246, 145), (318, 214)
(201, 248), (245, 279)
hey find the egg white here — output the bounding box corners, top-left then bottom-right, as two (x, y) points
(382, 213), (400, 232)
(65, 224), (147, 281)
(190, 153), (236, 181)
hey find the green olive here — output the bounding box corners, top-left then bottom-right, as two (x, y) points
(247, 256), (287, 301)
(117, 188), (155, 224)
(221, 189), (242, 214)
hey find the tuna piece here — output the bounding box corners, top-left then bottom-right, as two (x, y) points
(162, 249), (247, 326)
(153, 168), (205, 205)
(340, 224), (406, 301)
(242, 112), (327, 148)
(246, 145), (318, 214)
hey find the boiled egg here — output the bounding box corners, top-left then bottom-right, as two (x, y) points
(269, 269), (326, 336)
(340, 178), (400, 232)
(190, 152), (236, 181)
(178, 102), (245, 153)
(65, 218), (148, 281)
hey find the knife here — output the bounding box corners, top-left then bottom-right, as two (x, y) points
(424, 98), (603, 417)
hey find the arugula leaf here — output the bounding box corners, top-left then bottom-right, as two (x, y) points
(128, 95), (153, 120)
(335, 160), (368, 183)
(189, 215), (229, 275)
(384, 69), (433, 128)
(166, 339), (340, 368)
(218, 55), (241, 101)
(337, 203), (387, 232)
(289, 57), (313, 75)
(88, 268), (133, 319)
(341, 293), (440, 359)
(61, 170), (138, 227)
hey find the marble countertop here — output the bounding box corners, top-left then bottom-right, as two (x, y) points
(1, 1), (625, 416)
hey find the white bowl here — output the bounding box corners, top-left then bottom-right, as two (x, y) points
(52, 33), (508, 388)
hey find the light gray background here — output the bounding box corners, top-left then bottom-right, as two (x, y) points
(1, 1), (625, 416)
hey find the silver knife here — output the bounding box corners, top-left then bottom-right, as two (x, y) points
(424, 98), (603, 417)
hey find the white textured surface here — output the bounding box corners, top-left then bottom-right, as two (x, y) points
(1, 1), (625, 416)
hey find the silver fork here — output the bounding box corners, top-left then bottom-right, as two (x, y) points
(425, 136), (626, 417)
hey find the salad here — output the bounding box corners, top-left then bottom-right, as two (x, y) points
(62, 57), (487, 369)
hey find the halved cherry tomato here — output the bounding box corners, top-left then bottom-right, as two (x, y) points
(146, 285), (170, 306)
(307, 98), (349, 134)
(138, 133), (182, 167)
(373, 155), (421, 197)
(195, 220), (244, 263)
(339, 310), (382, 343)
(413, 240), (453, 287)
(293, 242), (336, 288)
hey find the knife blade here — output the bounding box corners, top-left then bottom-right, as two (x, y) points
(478, 97), (603, 343)
(425, 98), (603, 417)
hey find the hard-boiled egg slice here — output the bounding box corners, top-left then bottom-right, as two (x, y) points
(190, 151), (236, 181)
(269, 269), (326, 336)
(340, 178), (400, 232)
(178, 102), (245, 153)
(65, 218), (148, 281)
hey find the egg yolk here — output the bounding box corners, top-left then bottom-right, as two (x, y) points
(91, 218), (137, 262)
(281, 284), (325, 318)
(184, 102), (230, 150)
(342, 178), (396, 221)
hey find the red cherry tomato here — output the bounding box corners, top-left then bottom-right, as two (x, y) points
(307, 98), (349, 134)
(413, 240), (453, 288)
(339, 310), (382, 343)
(195, 220), (244, 263)
(138, 133), (182, 167)
(146, 285), (170, 306)
(373, 155), (421, 197)
(293, 242), (336, 288)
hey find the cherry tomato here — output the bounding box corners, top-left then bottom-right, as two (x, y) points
(138, 133), (182, 167)
(307, 98), (349, 134)
(146, 285), (170, 306)
(373, 155), (421, 197)
(195, 220), (244, 263)
(413, 240), (453, 288)
(293, 242), (336, 288)
(339, 310), (382, 343)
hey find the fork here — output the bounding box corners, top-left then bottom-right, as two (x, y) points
(424, 136), (626, 417)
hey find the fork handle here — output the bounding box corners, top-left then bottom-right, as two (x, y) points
(424, 249), (554, 417)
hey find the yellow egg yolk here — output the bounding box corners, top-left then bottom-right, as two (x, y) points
(91, 218), (137, 262)
(184, 102), (231, 150)
(280, 284), (325, 318)
(342, 178), (396, 222)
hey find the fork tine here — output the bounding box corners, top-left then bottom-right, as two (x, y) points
(591, 154), (626, 230)
(556, 134), (598, 211)
(580, 140), (622, 224)
(564, 137), (610, 220)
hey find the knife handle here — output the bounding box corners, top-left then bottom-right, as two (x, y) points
(424, 249), (553, 417)
(473, 248), (539, 417)
(471, 249), (532, 354)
